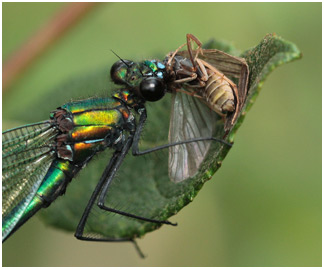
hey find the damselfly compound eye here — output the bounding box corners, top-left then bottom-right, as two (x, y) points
(139, 77), (166, 102)
(110, 60), (133, 85)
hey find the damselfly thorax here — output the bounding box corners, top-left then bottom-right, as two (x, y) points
(2, 93), (137, 241)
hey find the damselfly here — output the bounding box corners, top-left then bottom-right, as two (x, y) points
(3, 34), (235, 243)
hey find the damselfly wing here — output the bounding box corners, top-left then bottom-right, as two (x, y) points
(2, 122), (57, 239)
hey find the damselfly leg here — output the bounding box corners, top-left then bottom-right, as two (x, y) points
(75, 107), (231, 243)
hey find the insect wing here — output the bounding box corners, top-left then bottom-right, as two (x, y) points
(168, 92), (218, 182)
(2, 122), (57, 239)
(177, 49), (249, 129)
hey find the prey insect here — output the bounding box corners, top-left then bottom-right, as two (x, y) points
(110, 34), (249, 182)
(166, 34), (249, 131)
(2, 35), (233, 245)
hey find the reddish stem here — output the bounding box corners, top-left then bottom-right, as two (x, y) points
(3, 2), (98, 91)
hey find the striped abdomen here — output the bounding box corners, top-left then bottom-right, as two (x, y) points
(203, 71), (235, 115)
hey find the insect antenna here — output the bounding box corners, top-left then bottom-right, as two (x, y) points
(110, 49), (130, 68)
(110, 49), (144, 77)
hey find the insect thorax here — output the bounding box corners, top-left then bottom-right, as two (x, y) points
(130, 60), (168, 88)
(163, 55), (205, 87)
(51, 96), (135, 165)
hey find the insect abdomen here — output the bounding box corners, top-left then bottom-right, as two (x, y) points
(204, 72), (235, 114)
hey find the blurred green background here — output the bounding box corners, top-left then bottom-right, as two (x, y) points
(2, 2), (321, 266)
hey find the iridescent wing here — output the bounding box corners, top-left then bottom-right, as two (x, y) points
(177, 49), (249, 130)
(2, 121), (57, 239)
(168, 92), (218, 182)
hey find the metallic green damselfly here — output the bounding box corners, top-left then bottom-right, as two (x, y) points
(3, 34), (243, 245)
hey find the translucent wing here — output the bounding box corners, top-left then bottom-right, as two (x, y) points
(168, 92), (218, 182)
(2, 121), (58, 239)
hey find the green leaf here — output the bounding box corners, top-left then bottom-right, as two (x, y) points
(15, 34), (301, 239)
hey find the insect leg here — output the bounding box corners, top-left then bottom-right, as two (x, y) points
(172, 60), (199, 84)
(172, 58), (206, 86)
(73, 141), (149, 258)
(96, 134), (177, 226)
(186, 33), (204, 69)
(196, 58), (209, 81)
(132, 108), (232, 156)
(173, 73), (197, 84)
(134, 137), (232, 156)
(166, 42), (187, 66)
(75, 150), (122, 240)
(175, 88), (203, 99)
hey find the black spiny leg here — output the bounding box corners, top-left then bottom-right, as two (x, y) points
(131, 106), (232, 157)
(75, 107), (232, 250)
(76, 125), (177, 247)
(96, 116), (177, 226)
(75, 137), (146, 257)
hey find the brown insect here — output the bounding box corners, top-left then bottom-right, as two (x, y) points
(165, 34), (249, 131)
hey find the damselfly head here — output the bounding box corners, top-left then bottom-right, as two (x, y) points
(111, 60), (166, 102)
